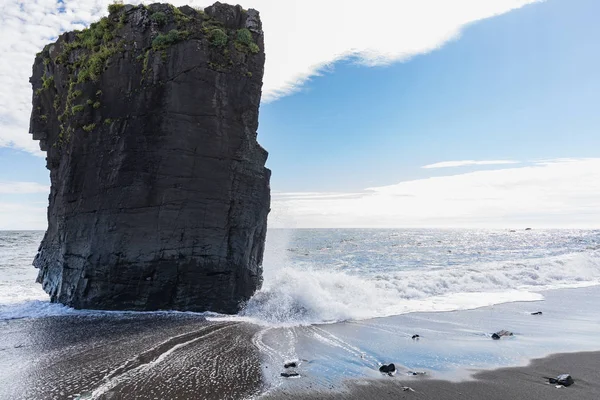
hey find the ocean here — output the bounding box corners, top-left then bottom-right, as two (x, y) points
(3, 229), (600, 398)
(1, 229), (600, 323)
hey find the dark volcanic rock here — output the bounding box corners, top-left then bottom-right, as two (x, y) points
(379, 363), (396, 375)
(29, 3), (270, 313)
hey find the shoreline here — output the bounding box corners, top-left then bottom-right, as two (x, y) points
(1, 285), (600, 399)
(262, 350), (600, 399)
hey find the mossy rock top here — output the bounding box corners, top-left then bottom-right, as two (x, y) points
(31, 2), (264, 148)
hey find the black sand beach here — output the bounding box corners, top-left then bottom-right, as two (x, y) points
(2, 314), (600, 400)
(0, 314), (262, 399)
(264, 351), (600, 399)
(2, 287), (600, 399)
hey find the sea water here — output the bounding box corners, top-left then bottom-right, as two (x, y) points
(1, 229), (600, 324)
(242, 229), (600, 325)
(3, 229), (600, 388)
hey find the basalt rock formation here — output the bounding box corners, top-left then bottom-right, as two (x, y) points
(29, 2), (270, 313)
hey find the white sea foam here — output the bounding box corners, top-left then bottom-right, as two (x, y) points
(2, 230), (600, 324)
(0, 300), (77, 320)
(241, 251), (600, 325)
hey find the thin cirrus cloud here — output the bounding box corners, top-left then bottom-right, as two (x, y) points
(270, 158), (600, 228)
(0, 0), (542, 154)
(0, 181), (49, 194)
(0, 203), (47, 230)
(422, 160), (521, 169)
(0, 181), (49, 229)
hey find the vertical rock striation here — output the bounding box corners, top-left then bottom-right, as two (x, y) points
(29, 2), (270, 313)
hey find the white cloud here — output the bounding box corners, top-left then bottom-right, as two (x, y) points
(422, 160), (520, 169)
(0, 203), (47, 230)
(270, 158), (600, 228)
(0, 0), (542, 153)
(0, 181), (49, 229)
(0, 181), (49, 194)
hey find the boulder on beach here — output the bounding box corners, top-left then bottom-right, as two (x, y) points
(492, 330), (513, 340)
(379, 363), (396, 375)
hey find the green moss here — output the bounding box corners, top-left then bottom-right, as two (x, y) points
(43, 58), (51, 66)
(171, 5), (191, 26)
(40, 115), (48, 122)
(209, 28), (228, 47)
(69, 89), (82, 100)
(248, 43), (259, 54)
(59, 16), (125, 84)
(72, 104), (85, 113)
(53, 95), (60, 110)
(96, 90), (102, 96)
(141, 49), (151, 75)
(77, 18), (110, 49)
(108, 1), (125, 14)
(246, 71), (252, 77)
(234, 28), (259, 54)
(104, 118), (113, 125)
(236, 29), (252, 45)
(82, 123), (96, 132)
(150, 11), (167, 26)
(41, 74), (54, 90)
(152, 30), (189, 50)
(76, 69), (91, 83)
(118, 13), (127, 27)
(93, 101), (101, 109)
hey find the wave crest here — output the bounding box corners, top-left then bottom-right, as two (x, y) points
(242, 251), (600, 325)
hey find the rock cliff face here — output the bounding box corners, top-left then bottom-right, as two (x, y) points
(29, 2), (270, 313)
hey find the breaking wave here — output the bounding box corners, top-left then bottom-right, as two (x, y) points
(241, 251), (600, 325)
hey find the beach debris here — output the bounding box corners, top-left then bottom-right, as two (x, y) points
(411, 334), (420, 340)
(280, 372), (300, 378)
(545, 374), (574, 387)
(408, 371), (426, 376)
(379, 363), (396, 376)
(402, 386), (416, 392)
(491, 330), (513, 340)
(525, 228), (532, 231)
(284, 361), (298, 369)
(531, 311), (543, 315)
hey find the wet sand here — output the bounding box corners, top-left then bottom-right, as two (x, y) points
(2, 287), (600, 399)
(0, 314), (263, 399)
(264, 351), (600, 399)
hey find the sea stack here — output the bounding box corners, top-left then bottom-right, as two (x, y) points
(29, 2), (270, 313)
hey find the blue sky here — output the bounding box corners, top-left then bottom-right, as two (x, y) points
(1, 0), (599, 229)
(259, 0), (600, 192)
